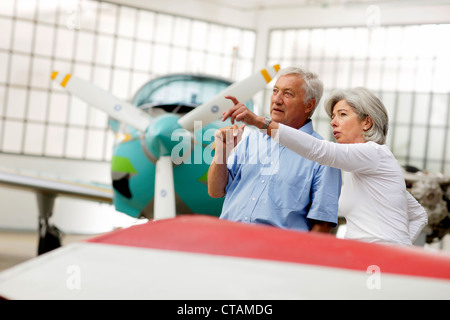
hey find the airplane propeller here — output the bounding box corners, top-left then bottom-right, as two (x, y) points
(51, 64), (280, 220)
(51, 72), (151, 132)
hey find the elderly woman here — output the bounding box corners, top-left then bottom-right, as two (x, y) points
(222, 87), (428, 246)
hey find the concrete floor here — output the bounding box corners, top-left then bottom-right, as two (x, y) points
(0, 230), (97, 273)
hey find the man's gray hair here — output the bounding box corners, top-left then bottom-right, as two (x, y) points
(324, 87), (389, 145)
(278, 66), (324, 117)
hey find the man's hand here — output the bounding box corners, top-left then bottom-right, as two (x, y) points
(213, 124), (245, 164)
(222, 95), (264, 128)
(310, 221), (333, 234)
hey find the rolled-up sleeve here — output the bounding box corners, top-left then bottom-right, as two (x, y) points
(307, 164), (342, 227)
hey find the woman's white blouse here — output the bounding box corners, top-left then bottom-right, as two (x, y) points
(277, 124), (428, 245)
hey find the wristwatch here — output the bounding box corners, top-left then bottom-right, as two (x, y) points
(261, 117), (272, 130)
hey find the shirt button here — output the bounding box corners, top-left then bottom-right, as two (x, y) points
(252, 197), (256, 201)
(244, 217), (248, 221)
(261, 179), (265, 183)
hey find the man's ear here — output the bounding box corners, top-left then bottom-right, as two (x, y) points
(305, 99), (316, 114)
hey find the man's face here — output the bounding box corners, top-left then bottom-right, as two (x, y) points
(270, 74), (314, 129)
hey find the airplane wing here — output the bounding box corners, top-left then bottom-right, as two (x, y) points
(0, 166), (113, 203)
(0, 215), (449, 300)
(0, 165), (113, 254)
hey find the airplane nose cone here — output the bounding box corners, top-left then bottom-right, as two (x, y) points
(145, 114), (190, 158)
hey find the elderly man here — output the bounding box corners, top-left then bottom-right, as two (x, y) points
(208, 67), (342, 233)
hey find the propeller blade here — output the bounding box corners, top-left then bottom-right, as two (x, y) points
(51, 71), (151, 132)
(153, 155), (176, 220)
(177, 64), (280, 131)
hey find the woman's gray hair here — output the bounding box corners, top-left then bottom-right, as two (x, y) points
(278, 66), (324, 117)
(324, 87), (389, 144)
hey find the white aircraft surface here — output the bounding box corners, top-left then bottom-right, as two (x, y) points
(0, 215), (449, 300)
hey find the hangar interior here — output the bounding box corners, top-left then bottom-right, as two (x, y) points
(1, 0), (450, 268)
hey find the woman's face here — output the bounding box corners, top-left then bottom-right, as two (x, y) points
(330, 99), (369, 144)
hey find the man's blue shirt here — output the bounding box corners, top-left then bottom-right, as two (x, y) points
(220, 120), (342, 231)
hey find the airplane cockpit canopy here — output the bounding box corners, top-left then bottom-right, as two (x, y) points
(132, 74), (235, 115)
(109, 74), (255, 134)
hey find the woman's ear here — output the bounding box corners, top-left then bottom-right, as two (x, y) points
(363, 116), (373, 131)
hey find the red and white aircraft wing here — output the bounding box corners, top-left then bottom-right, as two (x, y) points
(0, 215), (449, 299)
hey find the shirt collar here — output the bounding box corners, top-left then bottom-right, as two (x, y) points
(297, 119), (314, 134)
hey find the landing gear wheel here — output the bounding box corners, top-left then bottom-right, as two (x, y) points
(38, 218), (62, 255)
